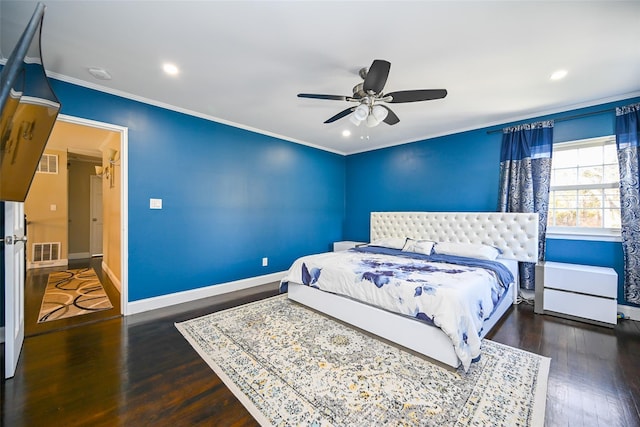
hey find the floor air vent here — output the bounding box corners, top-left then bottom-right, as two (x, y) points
(33, 242), (61, 263)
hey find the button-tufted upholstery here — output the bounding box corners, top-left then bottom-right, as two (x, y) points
(370, 212), (539, 263)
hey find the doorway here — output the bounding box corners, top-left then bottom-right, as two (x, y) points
(22, 114), (128, 335)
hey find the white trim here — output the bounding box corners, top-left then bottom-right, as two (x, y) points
(45, 72), (640, 157)
(126, 271), (286, 315)
(68, 252), (91, 260)
(546, 231), (622, 242)
(20, 95), (60, 109)
(102, 260), (121, 293)
(121, 126), (129, 315)
(46, 73), (344, 156)
(56, 114), (129, 316)
(554, 135), (616, 149)
(347, 91), (640, 155)
(0, 327), (4, 344)
(27, 259), (68, 269)
(618, 304), (640, 322)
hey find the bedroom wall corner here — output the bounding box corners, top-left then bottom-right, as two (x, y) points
(46, 78), (347, 303)
(344, 96), (640, 307)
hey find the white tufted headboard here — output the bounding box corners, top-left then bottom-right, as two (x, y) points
(370, 212), (539, 263)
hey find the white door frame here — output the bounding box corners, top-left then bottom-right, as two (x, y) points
(57, 114), (129, 315)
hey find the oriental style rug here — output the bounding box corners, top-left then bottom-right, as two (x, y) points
(176, 294), (550, 426)
(38, 268), (113, 323)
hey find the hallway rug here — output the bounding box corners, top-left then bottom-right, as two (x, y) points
(38, 268), (113, 323)
(176, 294), (550, 426)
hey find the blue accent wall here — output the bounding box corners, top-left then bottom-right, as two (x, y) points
(1, 75), (638, 322)
(345, 96), (640, 307)
(345, 127), (501, 240)
(46, 80), (346, 301)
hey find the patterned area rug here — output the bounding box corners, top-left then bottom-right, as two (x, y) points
(176, 295), (550, 426)
(38, 268), (113, 323)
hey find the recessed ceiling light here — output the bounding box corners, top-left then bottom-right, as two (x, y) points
(342, 130), (351, 137)
(550, 69), (568, 81)
(87, 67), (111, 80)
(163, 63), (179, 76)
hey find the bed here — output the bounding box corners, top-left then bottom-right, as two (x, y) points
(280, 212), (539, 370)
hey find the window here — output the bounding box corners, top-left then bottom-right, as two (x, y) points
(547, 136), (620, 237)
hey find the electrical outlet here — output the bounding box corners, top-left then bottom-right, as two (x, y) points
(262, 257), (268, 267)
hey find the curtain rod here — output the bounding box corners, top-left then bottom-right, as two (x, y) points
(486, 108), (612, 134)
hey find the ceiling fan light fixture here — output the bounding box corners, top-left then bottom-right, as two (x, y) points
(366, 114), (381, 127)
(354, 104), (369, 121)
(298, 59), (447, 127)
(371, 105), (388, 122)
(349, 115), (362, 126)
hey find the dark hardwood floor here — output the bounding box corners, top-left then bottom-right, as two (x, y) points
(2, 282), (640, 426)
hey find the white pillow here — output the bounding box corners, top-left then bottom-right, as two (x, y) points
(369, 237), (407, 250)
(402, 238), (435, 255)
(433, 242), (501, 260)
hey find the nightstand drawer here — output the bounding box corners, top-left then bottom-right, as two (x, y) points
(543, 288), (617, 325)
(544, 261), (617, 298)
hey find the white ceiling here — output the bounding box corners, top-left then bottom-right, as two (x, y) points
(2, 1), (640, 155)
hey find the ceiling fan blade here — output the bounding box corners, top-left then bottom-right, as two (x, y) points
(298, 93), (349, 101)
(381, 106), (400, 125)
(363, 59), (391, 94)
(385, 89), (448, 103)
(324, 107), (355, 124)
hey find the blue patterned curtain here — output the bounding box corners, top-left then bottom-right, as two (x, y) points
(498, 121), (553, 290)
(616, 103), (640, 305)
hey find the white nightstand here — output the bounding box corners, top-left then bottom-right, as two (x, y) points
(535, 261), (618, 327)
(333, 241), (366, 251)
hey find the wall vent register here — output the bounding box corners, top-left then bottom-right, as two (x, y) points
(37, 154), (58, 174)
(32, 242), (61, 263)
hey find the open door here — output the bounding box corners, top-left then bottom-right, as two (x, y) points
(4, 201), (26, 378)
(90, 174), (104, 256)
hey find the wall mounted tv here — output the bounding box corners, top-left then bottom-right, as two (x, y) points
(0, 2), (60, 202)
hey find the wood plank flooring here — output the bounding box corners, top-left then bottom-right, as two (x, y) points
(2, 282), (640, 426)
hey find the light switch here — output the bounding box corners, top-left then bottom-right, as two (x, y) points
(50, 204), (57, 211)
(150, 198), (163, 209)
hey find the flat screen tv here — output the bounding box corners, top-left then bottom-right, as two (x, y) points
(0, 2), (60, 202)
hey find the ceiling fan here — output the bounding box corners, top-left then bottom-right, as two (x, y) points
(298, 59), (447, 127)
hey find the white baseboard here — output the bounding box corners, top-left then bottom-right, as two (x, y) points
(102, 260), (121, 292)
(0, 326), (4, 344)
(617, 304), (640, 321)
(69, 252), (91, 260)
(27, 259), (68, 269)
(125, 271), (286, 315)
